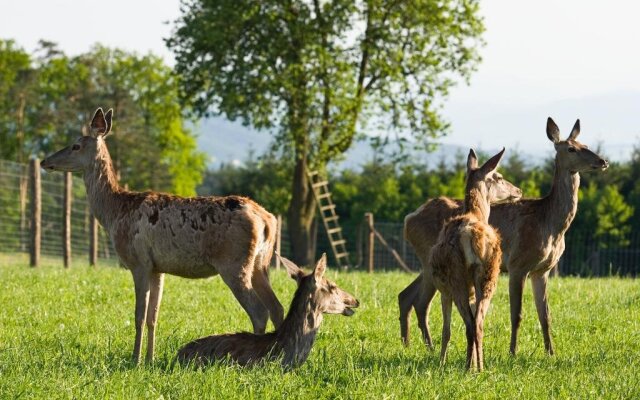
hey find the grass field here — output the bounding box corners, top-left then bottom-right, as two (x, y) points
(1, 260), (639, 399)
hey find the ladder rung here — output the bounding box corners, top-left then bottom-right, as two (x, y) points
(325, 215), (339, 222)
(320, 204), (336, 212)
(327, 227), (342, 234)
(335, 252), (349, 259)
(332, 239), (346, 246)
(307, 170), (319, 177)
(312, 181), (329, 189)
(317, 192), (331, 200)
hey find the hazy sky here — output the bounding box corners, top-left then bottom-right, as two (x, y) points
(2, 0), (639, 159)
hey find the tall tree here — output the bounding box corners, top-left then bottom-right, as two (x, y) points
(168, 0), (485, 265)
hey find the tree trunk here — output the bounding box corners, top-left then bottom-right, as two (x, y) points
(287, 153), (317, 266)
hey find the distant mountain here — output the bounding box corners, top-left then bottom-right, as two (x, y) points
(194, 91), (640, 169)
(195, 120), (490, 170)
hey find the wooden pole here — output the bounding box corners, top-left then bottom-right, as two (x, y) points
(275, 214), (282, 270)
(372, 229), (413, 273)
(63, 172), (72, 268)
(89, 214), (98, 266)
(365, 212), (374, 273)
(29, 158), (41, 267)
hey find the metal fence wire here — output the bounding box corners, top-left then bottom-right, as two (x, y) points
(1, 158), (639, 276)
(344, 220), (640, 277)
(0, 159), (114, 263)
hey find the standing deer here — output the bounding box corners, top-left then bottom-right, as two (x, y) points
(399, 118), (609, 356)
(176, 253), (359, 369)
(41, 108), (285, 363)
(430, 148), (519, 370)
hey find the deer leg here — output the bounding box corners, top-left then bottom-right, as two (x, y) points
(132, 270), (151, 364)
(509, 271), (528, 355)
(220, 267), (269, 333)
(474, 293), (493, 372)
(439, 292), (453, 365)
(398, 275), (421, 347)
(251, 265), (284, 329)
(145, 272), (164, 364)
(416, 277), (437, 349)
(453, 292), (477, 371)
(531, 270), (554, 355)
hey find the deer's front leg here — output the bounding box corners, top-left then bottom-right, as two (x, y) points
(145, 272), (164, 363)
(132, 270), (151, 364)
(531, 270), (554, 355)
(509, 271), (528, 355)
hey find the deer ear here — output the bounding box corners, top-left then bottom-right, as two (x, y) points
(568, 119), (580, 140)
(103, 109), (114, 138)
(467, 148), (479, 171)
(313, 253), (327, 281)
(480, 147), (505, 174)
(276, 252), (305, 284)
(546, 117), (560, 144)
(90, 108), (107, 137)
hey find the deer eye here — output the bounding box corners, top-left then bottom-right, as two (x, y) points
(72, 144), (81, 151)
(568, 147), (577, 153)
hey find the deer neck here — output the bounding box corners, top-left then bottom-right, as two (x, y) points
(83, 140), (123, 231)
(275, 289), (323, 368)
(545, 157), (580, 234)
(464, 187), (490, 223)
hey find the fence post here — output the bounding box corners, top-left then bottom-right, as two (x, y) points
(29, 158), (41, 267)
(89, 214), (98, 266)
(275, 214), (282, 270)
(63, 172), (72, 268)
(365, 212), (374, 273)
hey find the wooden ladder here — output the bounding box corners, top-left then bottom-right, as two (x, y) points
(307, 170), (350, 269)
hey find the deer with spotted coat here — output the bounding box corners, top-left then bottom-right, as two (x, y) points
(41, 108), (285, 363)
(399, 118), (609, 356)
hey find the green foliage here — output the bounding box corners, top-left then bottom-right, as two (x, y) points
(198, 154), (293, 215)
(595, 185), (633, 247)
(168, 0), (485, 164)
(0, 40), (205, 196)
(0, 263), (639, 398)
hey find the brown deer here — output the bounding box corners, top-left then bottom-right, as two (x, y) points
(430, 148), (519, 370)
(176, 253), (359, 369)
(40, 108), (285, 363)
(399, 118), (609, 356)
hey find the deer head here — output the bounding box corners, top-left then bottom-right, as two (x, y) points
(277, 253), (360, 316)
(41, 108), (113, 172)
(546, 118), (609, 173)
(466, 148), (522, 204)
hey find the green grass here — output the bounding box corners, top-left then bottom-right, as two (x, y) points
(1, 260), (639, 399)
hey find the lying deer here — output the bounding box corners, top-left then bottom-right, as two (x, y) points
(399, 118), (609, 355)
(41, 108), (285, 363)
(431, 148), (519, 370)
(176, 253), (359, 369)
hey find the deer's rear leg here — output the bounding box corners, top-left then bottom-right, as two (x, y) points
(509, 271), (528, 356)
(453, 295), (477, 371)
(531, 270), (554, 355)
(132, 270), (151, 364)
(439, 293), (453, 365)
(251, 264), (284, 329)
(416, 277), (437, 349)
(220, 266), (269, 333)
(145, 272), (164, 364)
(399, 275), (421, 346)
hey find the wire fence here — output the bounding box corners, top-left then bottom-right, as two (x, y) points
(1, 158), (638, 276)
(331, 219), (640, 277)
(0, 159), (115, 266)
